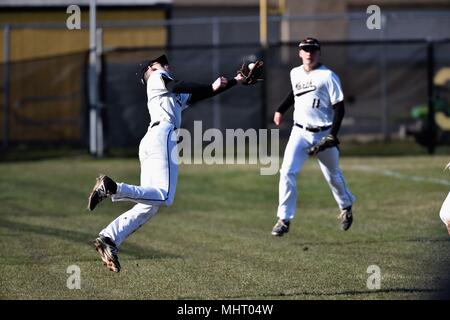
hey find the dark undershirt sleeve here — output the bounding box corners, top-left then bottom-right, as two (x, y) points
(163, 75), (213, 95)
(162, 75), (237, 105)
(330, 101), (345, 137)
(188, 79), (237, 105)
(276, 90), (295, 114)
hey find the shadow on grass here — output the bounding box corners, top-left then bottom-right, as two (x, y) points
(296, 237), (450, 248)
(274, 287), (439, 297)
(0, 218), (179, 260)
(216, 287), (440, 300)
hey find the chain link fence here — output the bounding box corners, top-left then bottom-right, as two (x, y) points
(1, 12), (450, 153)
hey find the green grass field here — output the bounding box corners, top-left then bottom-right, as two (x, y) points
(1, 155), (450, 300)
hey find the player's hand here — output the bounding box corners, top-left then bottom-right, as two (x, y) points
(212, 76), (228, 91)
(273, 112), (283, 126)
(234, 73), (245, 84)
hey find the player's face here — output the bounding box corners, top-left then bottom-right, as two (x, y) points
(150, 62), (170, 72)
(299, 48), (320, 67)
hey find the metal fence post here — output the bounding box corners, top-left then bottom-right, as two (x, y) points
(88, 0), (97, 155)
(96, 27), (104, 157)
(427, 40), (436, 154)
(212, 17), (221, 130)
(380, 13), (389, 141)
(3, 24), (10, 149)
(260, 46), (268, 129)
(89, 0), (103, 157)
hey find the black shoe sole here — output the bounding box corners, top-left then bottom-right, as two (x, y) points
(341, 219), (353, 231)
(93, 239), (121, 272)
(87, 191), (100, 211)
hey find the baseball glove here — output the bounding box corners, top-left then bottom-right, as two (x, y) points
(308, 134), (340, 156)
(237, 60), (264, 85)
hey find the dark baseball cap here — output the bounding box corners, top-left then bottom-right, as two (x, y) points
(149, 54), (169, 66)
(140, 54), (170, 70)
(299, 37), (321, 51)
(137, 54), (170, 85)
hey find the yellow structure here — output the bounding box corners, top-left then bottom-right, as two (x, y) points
(0, 7), (168, 62)
(0, 5), (169, 142)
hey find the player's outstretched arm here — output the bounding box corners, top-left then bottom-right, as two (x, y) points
(189, 76), (239, 104)
(162, 74), (240, 105)
(164, 77), (213, 95)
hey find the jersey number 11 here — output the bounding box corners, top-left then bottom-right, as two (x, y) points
(312, 98), (320, 108)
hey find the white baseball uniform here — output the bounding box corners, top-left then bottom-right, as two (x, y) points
(98, 68), (237, 247)
(99, 69), (190, 246)
(440, 191), (450, 230)
(277, 64), (355, 221)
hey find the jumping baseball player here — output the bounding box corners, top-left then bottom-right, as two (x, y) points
(87, 54), (250, 272)
(271, 37), (356, 236)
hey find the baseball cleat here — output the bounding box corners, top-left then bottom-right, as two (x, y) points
(271, 219), (290, 236)
(339, 206), (353, 231)
(93, 236), (121, 273)
(87, 175), (117, 211)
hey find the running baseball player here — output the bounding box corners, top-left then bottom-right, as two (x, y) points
(86, 54), (253, 272)
(271, 37), (356, 236)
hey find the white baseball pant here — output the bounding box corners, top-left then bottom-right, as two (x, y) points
(277, 125), (355, 221)
(100, 121), (178, 246)
(439, 191), (450, 229)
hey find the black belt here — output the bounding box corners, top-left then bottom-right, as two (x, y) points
(150, 121), (178, 130)
(295, 123), (331, 133)
(151, 121), (160, 128)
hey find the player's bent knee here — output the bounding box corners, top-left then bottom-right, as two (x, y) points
(163, 199), (173, 207)
(161, 194), (175, 207)
(152, 187), (173, 207)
